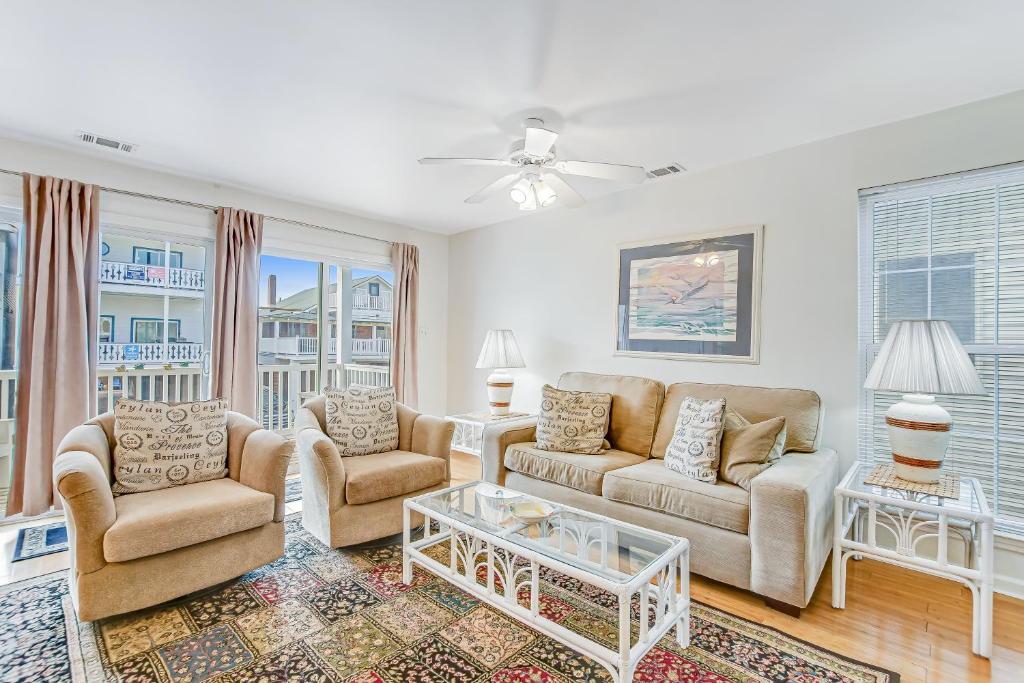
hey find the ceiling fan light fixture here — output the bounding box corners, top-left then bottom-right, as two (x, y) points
(509, 178), (530, 205)
(534, 178), (557, 207)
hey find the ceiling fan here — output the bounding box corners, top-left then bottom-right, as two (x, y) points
(418, 117), (647, 211)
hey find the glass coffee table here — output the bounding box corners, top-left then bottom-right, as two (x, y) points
(402, 481), (690, 683)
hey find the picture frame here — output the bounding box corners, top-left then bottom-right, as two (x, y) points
(614, 225), (763, 363)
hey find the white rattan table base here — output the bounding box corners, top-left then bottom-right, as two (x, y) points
(402, 492), (690, 683)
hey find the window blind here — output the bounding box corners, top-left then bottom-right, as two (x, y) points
(858, 162), (1024, 536)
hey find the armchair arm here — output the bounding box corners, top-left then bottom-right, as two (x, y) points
(749, 448), (839, 608)
(53, 450), (115, 575)
(239, 428), (293, 522)
(296, 422), (346, 511)
(481, 418), (537, 486)
(410, 414), (456, 479)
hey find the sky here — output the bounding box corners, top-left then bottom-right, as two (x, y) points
(258, 255), (393, 306)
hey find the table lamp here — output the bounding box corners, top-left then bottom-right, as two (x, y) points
(863, 319), (985, 483)
(475, 329), (526, 416)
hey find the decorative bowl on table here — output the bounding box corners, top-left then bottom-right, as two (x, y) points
(509, 500), (556, 524)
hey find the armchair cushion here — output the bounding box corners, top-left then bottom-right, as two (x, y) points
(103, 478), (274, 562)
(504, 442), (645, 496)
(324, 387), (400, 456)
(343, 450), (446, 505)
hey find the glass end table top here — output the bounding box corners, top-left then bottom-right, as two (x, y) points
(840, 462), (991, 518)
(411, 481), (685, 583)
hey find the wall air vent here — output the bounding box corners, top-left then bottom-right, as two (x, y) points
(646, 162), (686, 179)
(76, 131), (137, 154)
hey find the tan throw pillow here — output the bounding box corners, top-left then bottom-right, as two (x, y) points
(325, 386), (400, 456)
(719, 416), (787, 490)
(664, 397), (726, 483)
(112, 398), (228, 495)
(535, 384), (611, 454)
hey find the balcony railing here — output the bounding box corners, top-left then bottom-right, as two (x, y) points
(100, 260), (205, 291)
(96, 367), (205, 413)
(353, 293), (392, 312)
(98, 342), (205, 364)
(258, 363), (390, 431)
(258, 337), (390, 357)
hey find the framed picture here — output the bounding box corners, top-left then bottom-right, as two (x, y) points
(615, 225), (763, 363)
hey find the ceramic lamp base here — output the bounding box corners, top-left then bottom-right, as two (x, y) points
(885, 394), (952, 484)
(487, 371), (514, 416)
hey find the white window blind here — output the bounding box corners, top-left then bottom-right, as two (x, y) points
(858, 162), (1024, 536)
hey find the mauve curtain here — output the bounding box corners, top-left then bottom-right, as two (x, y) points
(7, 174), (100, 517)
(391, 242), (419, 407)
(211, 207), (263, 418)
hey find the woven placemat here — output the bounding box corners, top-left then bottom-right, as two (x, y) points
(864, 463), (961, 499)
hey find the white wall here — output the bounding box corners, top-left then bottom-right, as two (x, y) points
(0, 134), (449, 415)
(448, 90), (1024, 594)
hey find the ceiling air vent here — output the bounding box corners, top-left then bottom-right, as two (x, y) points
(76, 131), (137, 154)
(646, 162), (686, 179)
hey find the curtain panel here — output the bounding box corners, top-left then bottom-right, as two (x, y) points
(391, 242), (419, 407)
(211, 208), (263, 418)
(7, 174), (100, 517)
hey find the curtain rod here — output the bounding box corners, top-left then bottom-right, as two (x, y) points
(0, 167), (394, 246)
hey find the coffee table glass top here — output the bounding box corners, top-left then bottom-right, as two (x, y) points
(412, 481), (684, 583)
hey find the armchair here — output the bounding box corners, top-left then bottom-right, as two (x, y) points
(54, 410), (291, 621)
(296, 396), (455, 548)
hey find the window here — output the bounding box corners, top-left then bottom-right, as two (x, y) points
(859, 163), (1024, 534)
(99, 315), (115, 343)
(368, 282), (380, 296)
(132, 318), (181, 343)
(133, 246), (183, 268)
(262, 322), (276, 338)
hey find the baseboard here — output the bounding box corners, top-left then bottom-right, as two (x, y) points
(995, 533), (1024, 600)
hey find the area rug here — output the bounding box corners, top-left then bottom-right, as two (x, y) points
(284, 477), (302, 504)
(0, 514), (899, 683)
(12, 521), (68, 562)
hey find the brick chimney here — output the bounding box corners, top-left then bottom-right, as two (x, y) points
(267, 274), (277, 305)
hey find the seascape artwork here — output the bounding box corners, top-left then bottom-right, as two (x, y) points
(628, 249), (739, 341)
(616, 226), (761, 362)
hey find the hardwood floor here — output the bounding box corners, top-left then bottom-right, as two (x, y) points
(2, 449), (1020, 682)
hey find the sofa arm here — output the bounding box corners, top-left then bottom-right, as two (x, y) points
(411, 414), (456, 478)
(749, 448), (839, 608)
(481, 418), (537, 485)
(53, 451), (115, 575)
(239, 428), (293, 522)
(297, 424), (347, 510)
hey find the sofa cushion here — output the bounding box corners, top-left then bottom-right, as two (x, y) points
(344, 450), (446, 505)
(602, 459), (750, 534)
(664, 397), (726, 483)
(504, 442), (646, 496)
(719, 416), (787, 490)
(104, 478), (274, 562)
(557, 372), (665, 457)
(653, 382), (821, 456)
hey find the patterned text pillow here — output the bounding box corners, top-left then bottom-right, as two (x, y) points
(112, 398), (228, 495)
(535, 384), (612, 454)
(664, 397), (726, 483)
(324, 386), (400, 456)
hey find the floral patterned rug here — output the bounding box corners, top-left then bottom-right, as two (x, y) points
(0, 514), (898, 682)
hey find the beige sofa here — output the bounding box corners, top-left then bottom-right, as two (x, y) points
(53, 411), (291, 621)
(482, 372), (838, 614)
(296, 396), (455, 548)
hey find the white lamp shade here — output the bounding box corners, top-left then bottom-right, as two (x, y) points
(864, 320), (985, 396)
(475, 329), (525, 369)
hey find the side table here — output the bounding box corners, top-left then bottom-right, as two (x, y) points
(446, 411), (535, 457)
(831, 462), (994, 657)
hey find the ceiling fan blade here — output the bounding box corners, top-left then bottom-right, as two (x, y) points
(524, 125), (558, 157)
(464, 173), (521, 204)
(418, 157), (510, 166)
(544, 173), (585, 208)
(553, 160), (647, 184)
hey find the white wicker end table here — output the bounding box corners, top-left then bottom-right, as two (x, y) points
(403, 482), (690, 682)
(446, 411), (534, 456)
(832, 462), (994, 657)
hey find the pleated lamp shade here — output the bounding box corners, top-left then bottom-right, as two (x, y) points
(475, 329), (526, 369)
(864, 320), (985, 396)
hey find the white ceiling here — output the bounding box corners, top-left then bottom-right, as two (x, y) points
(2, 1), (1024, 234)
